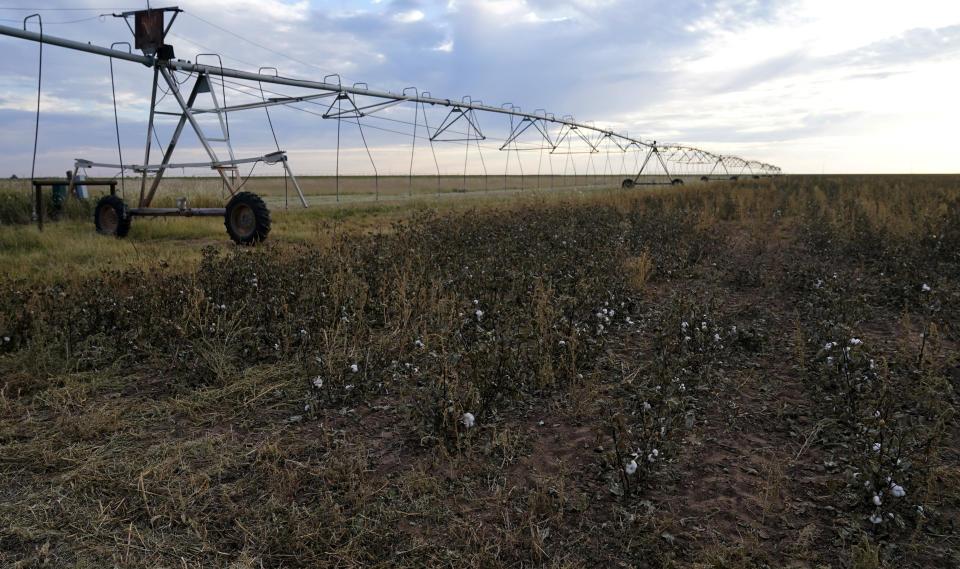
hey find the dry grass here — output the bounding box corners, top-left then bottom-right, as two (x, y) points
(1, 174), (959, 567)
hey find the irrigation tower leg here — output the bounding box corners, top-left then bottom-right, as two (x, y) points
(139, 66), (160, 207)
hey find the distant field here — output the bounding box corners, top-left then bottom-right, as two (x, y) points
(0, 173), (649, 208)
(1, 175), (958, 567)
(0, 174), (638, 282)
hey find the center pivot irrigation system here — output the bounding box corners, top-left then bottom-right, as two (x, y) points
(1, 6), (781, 244)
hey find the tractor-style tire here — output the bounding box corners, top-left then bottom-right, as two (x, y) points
(224, 191), (271, 245)
(94, 195), (131, 237)
(671, 178), (684, 186)
(621, 178), (636, 189)
(700, 176), (710, 182)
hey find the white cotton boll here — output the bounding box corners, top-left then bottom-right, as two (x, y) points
(643, 401), (652, 411)
(892, 484), (906, 498)
(849, 338), (862, 345)
(872, 494), (882, 506)
(344, 384), (354, 390)
(684, 336), (691, 342)
(869, 359), (875, 369)
(647, 453), (656, 463)
(475, 310), (484, 320)
(300, 329), (307, 335)
(3, 337), (9, 342)
(473, 299), (479, 305)
(701, 322), (707, 331)
(463, 412), (475, 429)
(558, 340), (566, 346)
(652, 448), (659, 457)
(874, 410), (881, 418)
(921, 283), (931, 292)
(312, 376), (324, 389)
(415, 339), (424, 348)
(869, 513), (883, 524)
(350, 364), (359, 373)
(681, 321), (689, 330)
(625, 460), (638, 475)
(714, 333), (721, 342)
(873, 442), (881, 452)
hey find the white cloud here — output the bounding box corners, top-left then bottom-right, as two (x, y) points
(522, 12), (569, 24)
(180, 0), (311, 22)
(395, 10), (425, 24)
(433, 39), (454, 52)
(684, 0), (960, 74)
(2, 0), (958, 175)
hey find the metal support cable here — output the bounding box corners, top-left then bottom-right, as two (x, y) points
(25, 13), (41, 225)
(405, 87), (417, 198)
(335, 94), (341, 202)
(109, 42), (129, 198)
(475, 132), (488, 192)
(256, 67), (286, 207)
(354, 115), (378, 200)
(419, 101), (441, 194)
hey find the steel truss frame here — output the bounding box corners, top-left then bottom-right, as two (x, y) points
(0, 11), (782, 213)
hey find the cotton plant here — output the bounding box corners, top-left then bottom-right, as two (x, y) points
(605, 367), (693, 493)
(594, 306), (614, 335)
(838, 375), (942, 533)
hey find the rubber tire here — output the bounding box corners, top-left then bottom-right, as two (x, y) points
(700, 176), (709, 182)
(671, 178), (684, 186)
(94, 195), (131, 237)
(730, 176), (739, 181)
(621, 178), (636, 189)
(224, 191), (271, 245)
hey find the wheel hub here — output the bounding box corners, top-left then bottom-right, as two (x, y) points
(98, 207), (118, 233)
(231, 204), (255, 237)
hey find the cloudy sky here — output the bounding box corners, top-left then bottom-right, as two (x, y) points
(0, 0), (958, 177)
